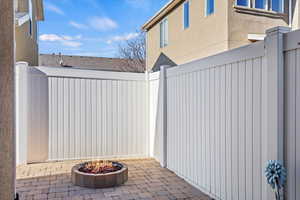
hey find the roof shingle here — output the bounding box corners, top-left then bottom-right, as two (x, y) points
(39, 54), (144, 73)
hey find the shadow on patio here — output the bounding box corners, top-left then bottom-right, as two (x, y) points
(16, 159), (211, 200)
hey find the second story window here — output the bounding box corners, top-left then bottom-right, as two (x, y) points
(206, 0), (215, 16)
(236, 0), (284, 13)
(271, 0), (284, 12)
(255, 0), (267, 9)
(183, 1), (190, 29)
(160, 19), (168, 48)
(237, 0), (249, 6)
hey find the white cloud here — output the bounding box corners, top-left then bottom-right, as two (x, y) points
(39, 34), (83, 47)
(61, 41), (82, 48)
(107, 33), (139, 44)
(61, 35), (82, 40)
(69, 21), (88, 30)
(39, 34), (81, 42)
(45, 3), (65, 15)
(39, 34), (62, 42)
(88, 17), (118, 31)
(61, 35), (73, 41)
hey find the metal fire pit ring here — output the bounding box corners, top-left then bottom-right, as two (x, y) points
(71, 161), (128, 188)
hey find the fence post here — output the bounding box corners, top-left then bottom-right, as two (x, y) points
(160, 65), (169, 168)
(265, 26), (290, 198)
(265, 26), (290, 161)
(145, 70), (150, 157)
(15, 62), (29, 165)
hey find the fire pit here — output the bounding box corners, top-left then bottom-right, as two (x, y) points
(71, 161), (128, 188)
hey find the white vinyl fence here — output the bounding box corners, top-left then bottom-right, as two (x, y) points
(162, 27), (299, 200)
(16, 27), (300, 200)
(164, 41), (270, 200)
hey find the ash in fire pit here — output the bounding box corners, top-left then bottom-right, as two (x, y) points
(72, 161), (128, 188)
(78, 161), (122, 174)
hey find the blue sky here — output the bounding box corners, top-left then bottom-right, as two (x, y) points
(39, 0), (169, 57)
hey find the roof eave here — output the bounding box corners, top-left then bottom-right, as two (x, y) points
(142, 0), (183, 31)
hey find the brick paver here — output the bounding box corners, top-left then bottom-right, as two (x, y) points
(16, 159), (211, 200)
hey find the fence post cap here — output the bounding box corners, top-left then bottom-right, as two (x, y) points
(16, 62), (29, 67)
(16, 61), (28, 66)
(266, 26), (291, 35)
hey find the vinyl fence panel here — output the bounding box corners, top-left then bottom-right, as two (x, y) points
(284, 29), (300, 200)
(16, 63), (49, 164)
(164, 41), (269, 200)
(38, 67), (149, 161)
(27, 67), (49, 163)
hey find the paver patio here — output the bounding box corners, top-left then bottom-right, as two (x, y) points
(16, 159), (211, 200)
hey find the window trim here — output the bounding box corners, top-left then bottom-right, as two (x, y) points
(236, 0), (251, 7)
(28, 0), (33, 37)
(160, 18), (168, 48)
(233, 5), (287, 18)
(235, 0), (284, 13)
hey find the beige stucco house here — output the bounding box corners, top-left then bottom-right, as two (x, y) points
(15, 0), (44, 66)
(142, 0), (300, 71)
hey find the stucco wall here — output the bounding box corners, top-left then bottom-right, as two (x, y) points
(228, 0), (289, 49)
(15, 22), (38, 66)
(15, 0), (39, 66)
(292, 0), (300, 29)
(146, 0), (229, 70)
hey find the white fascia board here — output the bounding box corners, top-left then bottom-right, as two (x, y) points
(142, 0), (175, 30)
(248, 33), (266, 41)
(15, 12), (30, 27)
